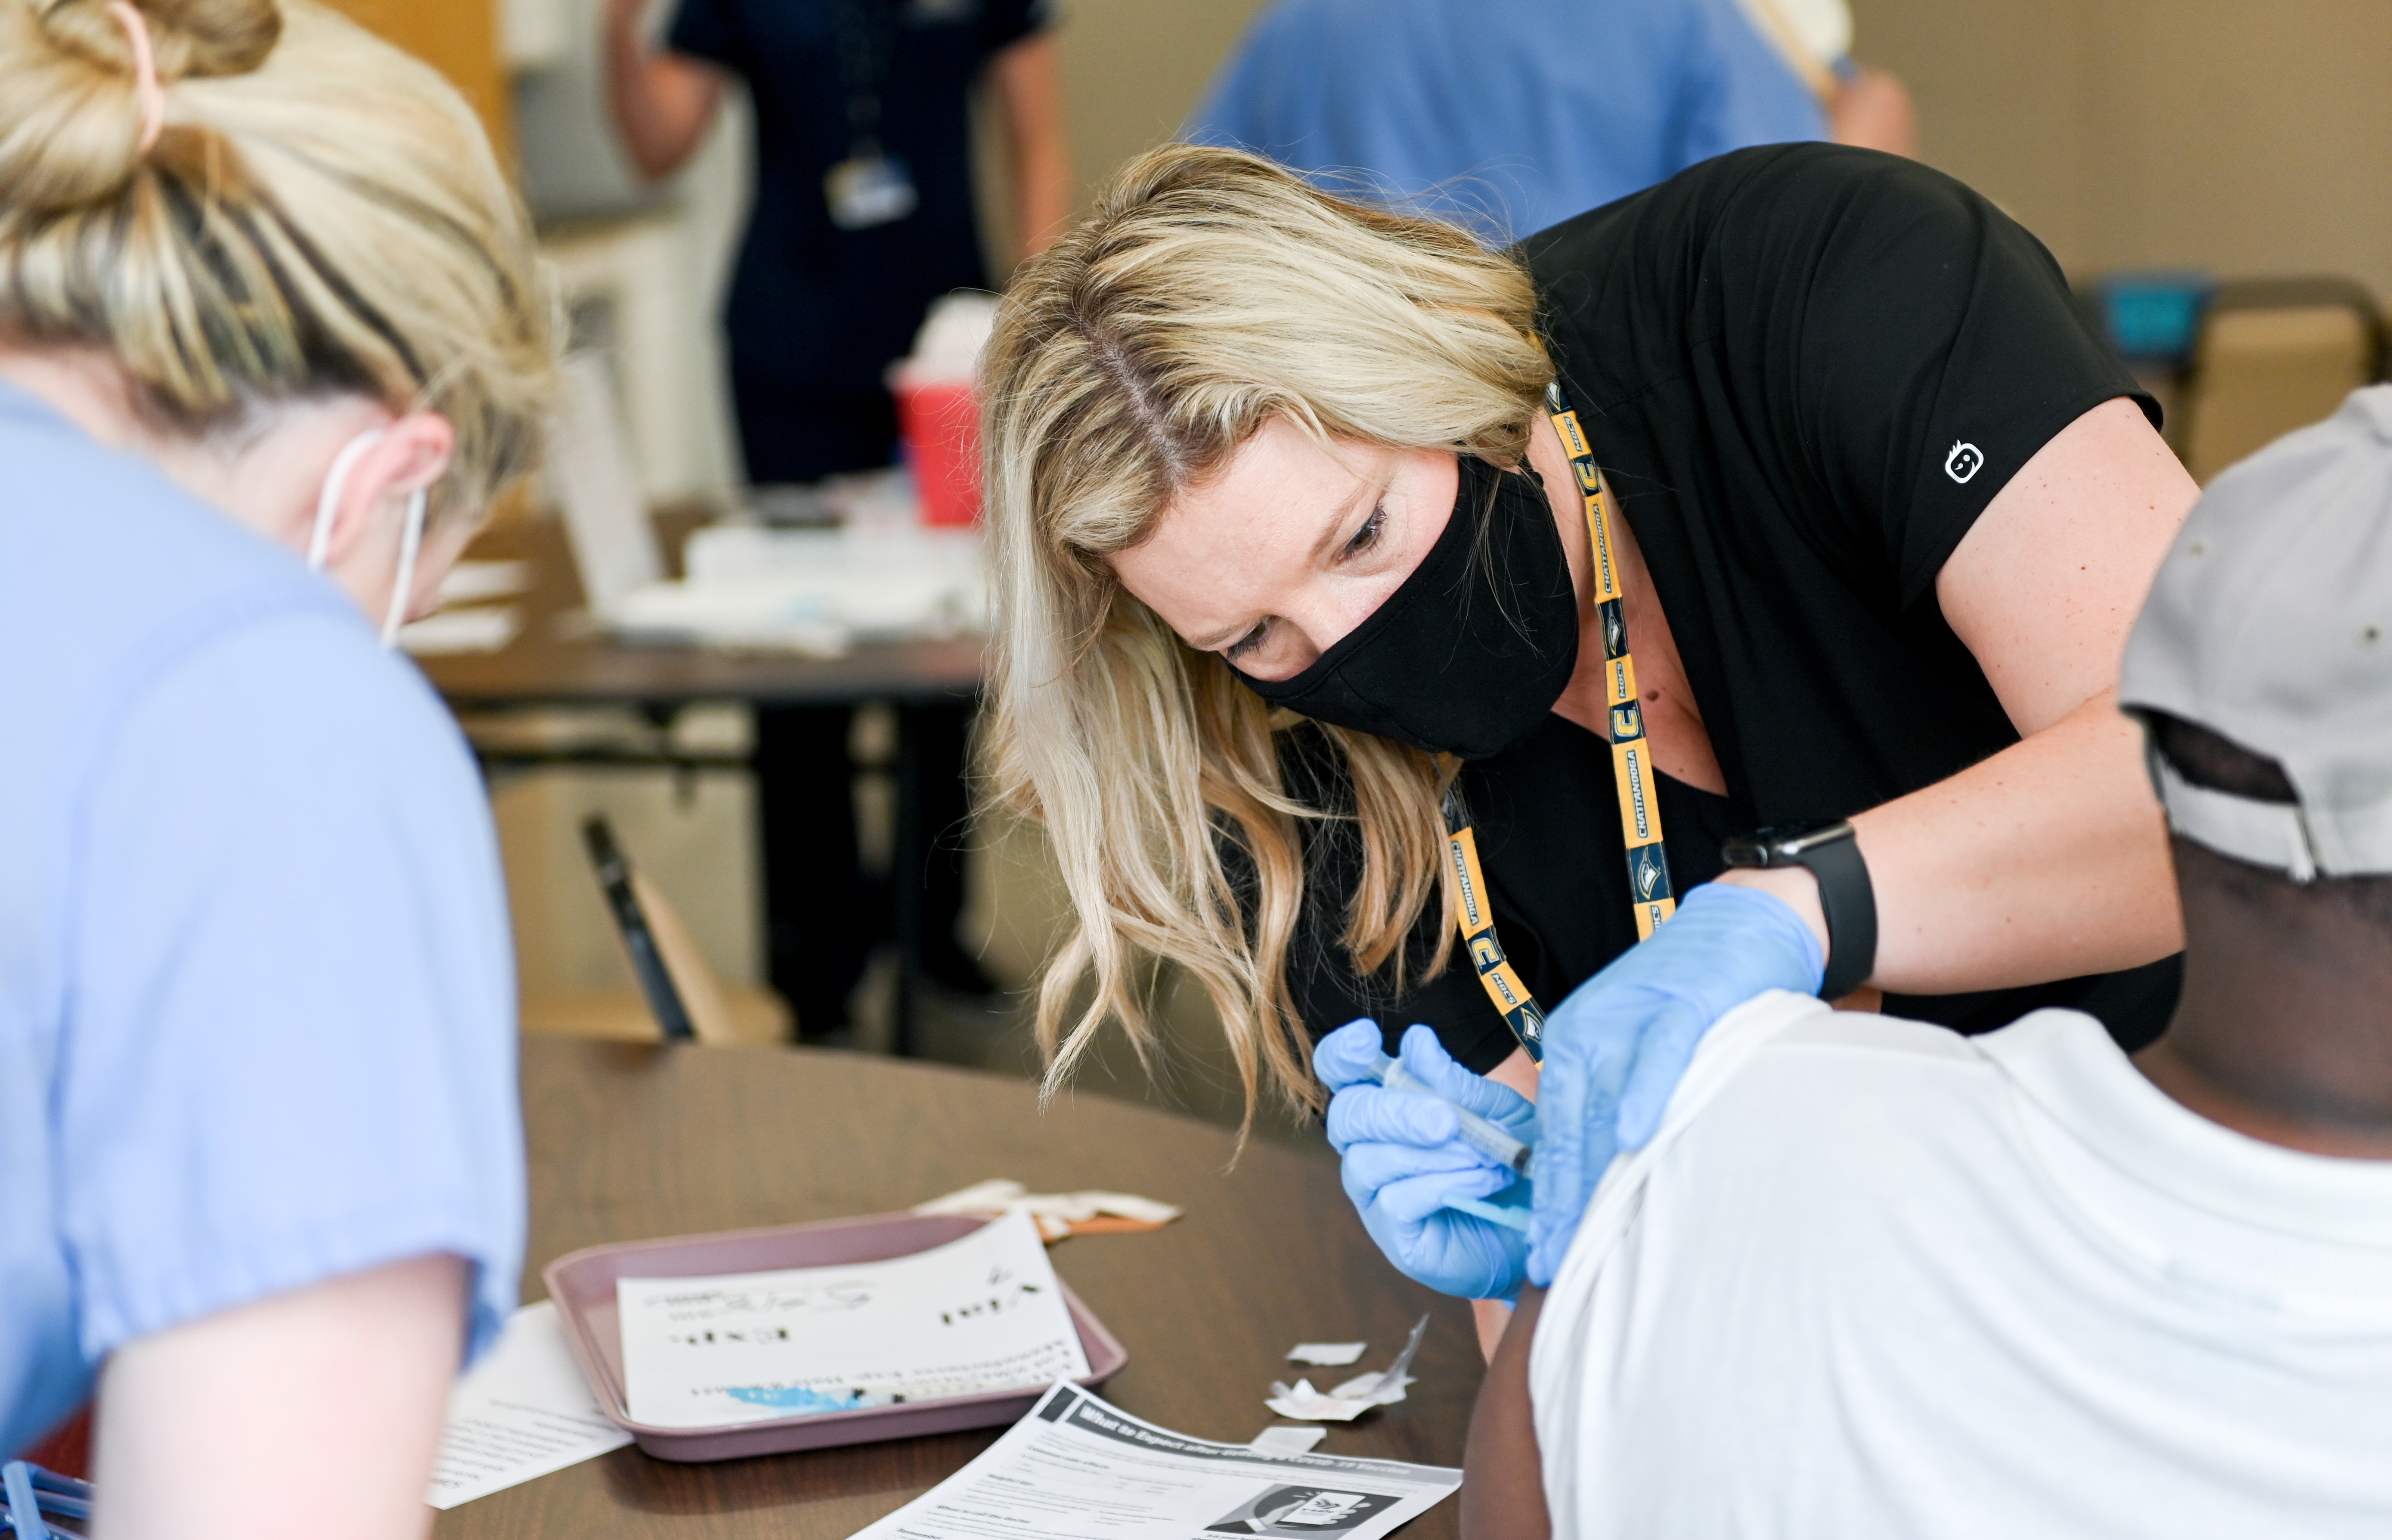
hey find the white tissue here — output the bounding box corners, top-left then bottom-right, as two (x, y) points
(1265, 1315), (1428, 1422)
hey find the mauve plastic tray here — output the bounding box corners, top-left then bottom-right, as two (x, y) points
(543, 1210), (1128, 1462)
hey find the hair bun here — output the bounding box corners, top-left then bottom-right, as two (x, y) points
(109, 0), (281, 80)
(0, 0), (281, 210)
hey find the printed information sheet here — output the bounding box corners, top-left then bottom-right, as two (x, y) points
(427, 1301), (632, 1509)
(849, 1382), (1462, 1540)
(617, 1210), (1091, 1428)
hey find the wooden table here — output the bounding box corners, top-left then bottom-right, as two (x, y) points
(434, 1038), (1480, 1539)
(419, 515), (983, 1051)
(421, 514), (984, 713)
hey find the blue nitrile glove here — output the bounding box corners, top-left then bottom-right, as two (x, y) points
(1318, 1020), (1537, 1301)
(1528, 881), (1822, 1286)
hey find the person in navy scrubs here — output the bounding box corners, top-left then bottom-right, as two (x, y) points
(607, 0), (1069, 1033)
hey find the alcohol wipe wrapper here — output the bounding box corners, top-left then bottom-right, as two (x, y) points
(1286, 1342), (1368, 1366)
(615, 1210), (1090, 1429)
(1267, 1316), (1429, 1422)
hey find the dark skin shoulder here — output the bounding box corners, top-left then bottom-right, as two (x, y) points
(1461, 1287), (1550, 1540)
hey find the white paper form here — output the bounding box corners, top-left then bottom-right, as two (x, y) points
(427, 1301), (632, 1510)
(849, 1382), (1461, 1540)
(618, 1210), (1091, 1430)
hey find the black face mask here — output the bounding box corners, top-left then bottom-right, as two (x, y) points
(1231, 454), (1580, 759)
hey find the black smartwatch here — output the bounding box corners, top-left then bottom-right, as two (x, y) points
(1720, 821), (1878, 1000)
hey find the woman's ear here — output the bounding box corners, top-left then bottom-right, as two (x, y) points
(316, 411), (457, 568)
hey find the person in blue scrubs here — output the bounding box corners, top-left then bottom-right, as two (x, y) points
(1187, 0), (1902, 241)
(0, 3), (554, 1533)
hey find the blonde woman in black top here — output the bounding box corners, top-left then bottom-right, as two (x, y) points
(979, 142), (2195, 1305)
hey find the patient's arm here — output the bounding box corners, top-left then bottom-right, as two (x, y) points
(1462, 1286), (1550, 1540)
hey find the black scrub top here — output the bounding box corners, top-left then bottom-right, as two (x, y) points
(1283, 144), (2183, 1075)
(667, 0), (1048, 401)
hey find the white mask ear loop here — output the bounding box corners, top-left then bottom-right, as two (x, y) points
(307, 428), (387, 572)
(381, 485), (429, 649)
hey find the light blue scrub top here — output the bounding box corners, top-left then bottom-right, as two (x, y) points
(0, 385), (524, 1458)
(1185, 0), (1829, 241)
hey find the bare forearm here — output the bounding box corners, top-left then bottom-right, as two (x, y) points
(603, 0), (721, 181)
(1757, 400), (2199, 998)
(1854, 691), (2179, 993)
(992, 35), (1069, 262)
(1462, 1286), (1549, 1540)
(1829, 66), (1916, 158)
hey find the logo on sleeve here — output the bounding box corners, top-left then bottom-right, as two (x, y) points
(1944, 441), (1984, 484)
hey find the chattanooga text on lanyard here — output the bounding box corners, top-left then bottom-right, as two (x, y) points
(1444, 380), (1677, 1062)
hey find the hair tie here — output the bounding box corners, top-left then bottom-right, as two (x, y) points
(106, 2), (166, 155)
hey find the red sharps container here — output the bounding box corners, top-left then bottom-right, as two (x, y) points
(889, 293), (998, 527)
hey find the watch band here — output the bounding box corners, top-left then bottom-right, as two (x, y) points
(1720, 821), (1878, 999)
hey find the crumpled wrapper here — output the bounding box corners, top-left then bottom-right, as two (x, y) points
(1266, 1315), (1429, 1422)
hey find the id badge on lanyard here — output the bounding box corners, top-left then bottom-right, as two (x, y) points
(826, 0), (917, 231)
(825, 150), (917, 230)
(1443, 380), (1678, 1062)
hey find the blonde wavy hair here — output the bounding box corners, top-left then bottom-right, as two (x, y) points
(981, 143), (1552, 1130)
(0, 0), (555, 519)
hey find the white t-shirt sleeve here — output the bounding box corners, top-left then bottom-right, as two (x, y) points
(1528, 989), (1837, 1530)
(58, 610), (524, 1367)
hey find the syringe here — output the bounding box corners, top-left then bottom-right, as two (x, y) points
(1363, 1051), (1537, 1181)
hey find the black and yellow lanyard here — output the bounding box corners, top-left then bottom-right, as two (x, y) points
(1444, 380), (1677, 1063)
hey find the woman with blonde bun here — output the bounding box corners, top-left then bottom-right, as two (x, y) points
(981, 142), (2199, 1321)
(0, 2), (554, 1533)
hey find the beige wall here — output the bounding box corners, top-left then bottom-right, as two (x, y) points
(1856, 0), (2392, 296)
(1029, 0), (2392, 301)
(1053, 0), (1271, 210)
(327, 0), (512, 161)
(976, 0), (1269, 265)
